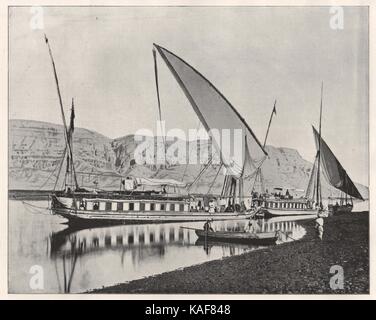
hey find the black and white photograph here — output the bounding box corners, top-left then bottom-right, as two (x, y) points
(6, 5), (370, 295)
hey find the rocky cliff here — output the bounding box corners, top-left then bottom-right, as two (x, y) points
(9, 119), (368, 199)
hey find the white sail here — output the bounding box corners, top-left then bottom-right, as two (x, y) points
(154, 44), (267, 178)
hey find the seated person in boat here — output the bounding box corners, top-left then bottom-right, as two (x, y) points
(203, 220), (214, 232)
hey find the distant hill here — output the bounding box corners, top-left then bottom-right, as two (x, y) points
(9, 119), (369, 199)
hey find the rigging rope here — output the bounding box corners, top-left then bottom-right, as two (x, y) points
(22, 201), (51, 215)
(39, 147), (66, 190)
(187, 156), (213, 192)
(206, 163), (223, 195)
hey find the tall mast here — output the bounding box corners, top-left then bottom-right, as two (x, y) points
(316, 82), (323, 205)
(263, 100), (277, 148)
(152, 48), (167, 169)
(251, 100), (276, 194)
(44, 34), (78, 190)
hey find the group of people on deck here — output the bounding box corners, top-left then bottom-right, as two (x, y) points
(190, 197), (247, 213)
(251, 189), (296, 201)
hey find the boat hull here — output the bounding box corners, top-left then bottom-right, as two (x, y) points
(195, 229), (278, 245)
(263, 208), (318, 218)
(51, 196), (253, 226)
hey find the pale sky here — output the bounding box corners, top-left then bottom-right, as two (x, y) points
(9, 6), (369, 185)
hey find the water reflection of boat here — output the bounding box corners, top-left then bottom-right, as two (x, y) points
(195, 239), (253, 255)
(49, 217), (305, 258)
(49, 222), (196, 258)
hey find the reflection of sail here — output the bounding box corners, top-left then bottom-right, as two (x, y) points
(312, 126), (363, 200)
(154, 44), (267, 177)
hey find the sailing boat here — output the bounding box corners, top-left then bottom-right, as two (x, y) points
(48, 39), (267, 225)
(253, 83), (329, 218)
(309, 126), (364, 214)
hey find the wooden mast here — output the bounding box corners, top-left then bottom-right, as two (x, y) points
(44, 34), (78, 190)
(316, 82), (323, 206)
(252, 100), (277, 194)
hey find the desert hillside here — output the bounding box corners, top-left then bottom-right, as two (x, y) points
(9, 119), (369, 199)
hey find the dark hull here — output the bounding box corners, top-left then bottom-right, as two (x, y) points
(195, 230), (278, 245)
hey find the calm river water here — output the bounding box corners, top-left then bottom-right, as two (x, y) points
(9, 200), (312, 293)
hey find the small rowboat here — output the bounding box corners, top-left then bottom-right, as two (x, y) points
(194, 229), (280, 245)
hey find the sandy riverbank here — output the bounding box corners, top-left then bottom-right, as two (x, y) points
(91, 212), (369, 294)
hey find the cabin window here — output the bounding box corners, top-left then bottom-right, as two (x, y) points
(179, 204), (184, 211)
(86, 202), (93, 211)
(150, 203), (155, 211)
(140, 202), (145, 211)
(105, 202), (112, 211)
(129, 203), (134, 210)
(128, 235), (134, 244)
(160, 203), (165, 211)
(117, 202), (123, 211)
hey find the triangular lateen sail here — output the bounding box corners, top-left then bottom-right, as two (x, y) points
(153, 44), (267, 178)
(312, 126), (363, 200)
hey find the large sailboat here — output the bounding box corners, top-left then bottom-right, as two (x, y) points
(308, 127), (364, 214)
(48, 39), (268, 225)
(253, 83), (329, 218)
